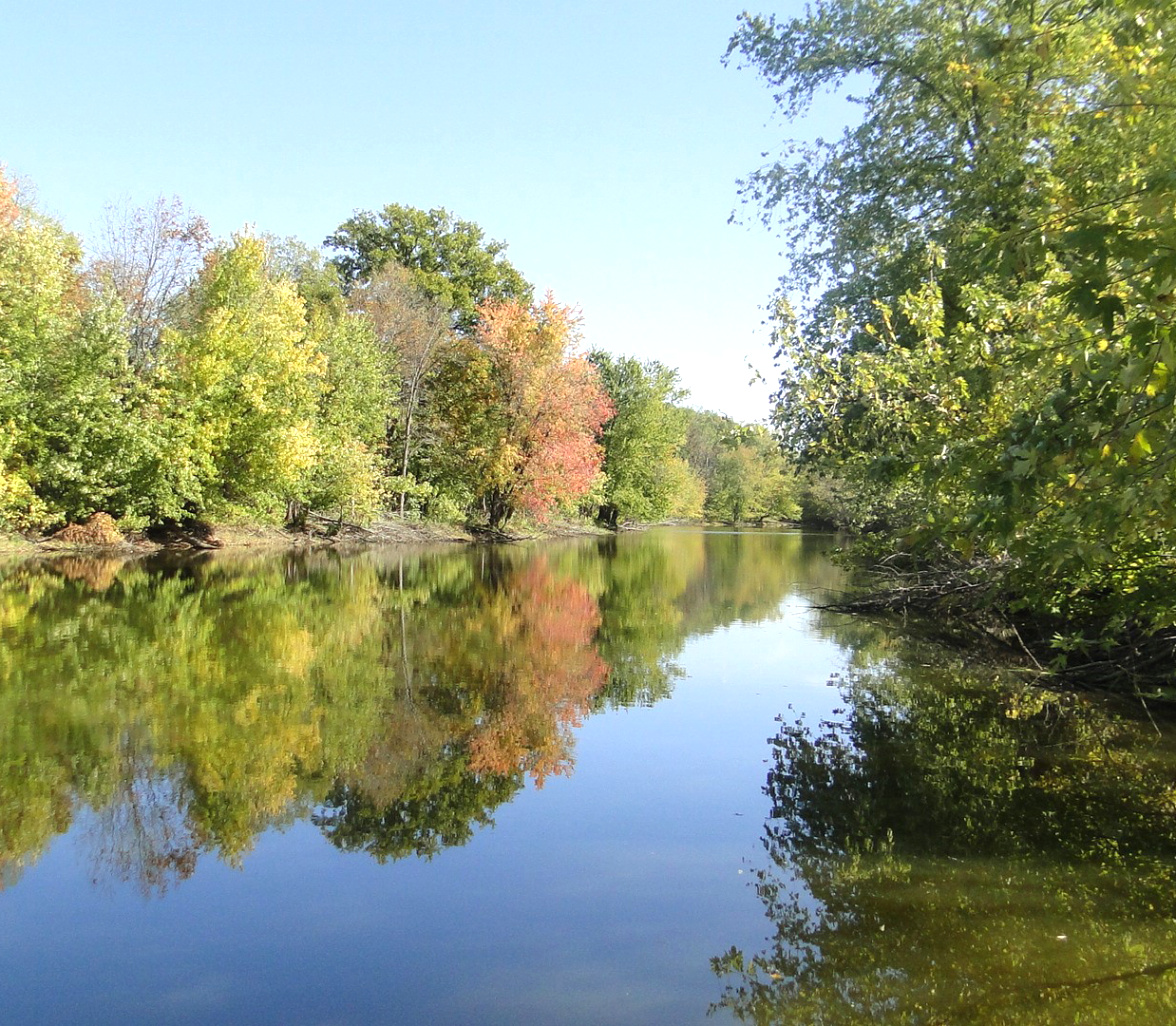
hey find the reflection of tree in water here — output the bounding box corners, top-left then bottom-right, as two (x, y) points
(313, 548), (609, 859)
(594, 529), (844, 709)
(315, 748), (521, 862)
(0, 529), (825, 891)
(0, 546), (619, 885)
(712, 646), (1176, 1025)
(84, 748), (200, 897)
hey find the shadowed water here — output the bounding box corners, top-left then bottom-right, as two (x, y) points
(0, 529), (1174, 1024)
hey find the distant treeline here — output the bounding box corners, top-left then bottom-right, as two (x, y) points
(0, 174), (804, 533)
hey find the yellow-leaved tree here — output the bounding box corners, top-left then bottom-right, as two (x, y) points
(155, 234), (322, 519)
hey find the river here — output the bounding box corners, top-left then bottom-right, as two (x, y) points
(1, 528), (1174, 1024)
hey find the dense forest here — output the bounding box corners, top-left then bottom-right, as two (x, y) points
(0, 175), (801, 535)
(730, 0), (1176, 685)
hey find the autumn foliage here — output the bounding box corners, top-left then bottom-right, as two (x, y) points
(0, 168), (17, 229)
(465, 557), (610, 785)
(434, 294), (613, 527)
(0, 179), (718, 534)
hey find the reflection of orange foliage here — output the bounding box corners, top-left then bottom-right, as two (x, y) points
(48, 556), (125, 592)
(467, 558), (609, 786)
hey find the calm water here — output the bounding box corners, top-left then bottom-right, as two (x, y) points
(1, 529), (1175, 1024)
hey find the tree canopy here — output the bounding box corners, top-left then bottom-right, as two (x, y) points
(731, 0), (1176, 657)
(590, 353), (702, 526)
(431, 296), (612, 528)
(0, 167), (779, 536)
(324, 204), (532, 333)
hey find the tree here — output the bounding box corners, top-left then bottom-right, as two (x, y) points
(681, 411), (801, 523)
(300, 309), (392, 524)
(324, 204), (532, 333)
(348, 265), (452, 515)
(431, 295), (612, 528)
(155, 234), (321, 519)
(590, 352), (702, 526)
(731, 1), (1176, 651)
(256, 236), (392, 523)
(261, 234), (347, 316)
(0, 170), (156, 527)
(705, 425), (801, 523)
(89, 196), (211, 365)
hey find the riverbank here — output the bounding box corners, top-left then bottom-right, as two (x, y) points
(0, 514), (613, 558)
(825, 554), (1176, 704)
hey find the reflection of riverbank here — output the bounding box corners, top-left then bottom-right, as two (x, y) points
(712, 638), (1176, 1025)
(0, 529), (825, 893)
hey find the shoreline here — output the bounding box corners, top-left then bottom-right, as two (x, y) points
(0, 516), (806, 561)
(0, 517), (614, 559)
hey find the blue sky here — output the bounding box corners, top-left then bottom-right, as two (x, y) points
(2, 1), (843, 420)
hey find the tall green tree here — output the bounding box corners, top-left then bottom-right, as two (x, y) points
(732, 1), (1176, 648)
(300, 308), (392, 523)
(324, 205), (532, 333)
(0, 170), (157, 527)
(155, 234), (322, 519)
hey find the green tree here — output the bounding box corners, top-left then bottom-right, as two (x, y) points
(324, 204), (532, 333)
(262, 234), (347, 316)
(732, 1), (1176, 654)
(706, 425), (801, 523)
(0, 171), (159, 527)
(682, 411), (801, 523)
(154, 234), (321, 519)
(299, 308), (392, 523)
(590, 352), (703, 526)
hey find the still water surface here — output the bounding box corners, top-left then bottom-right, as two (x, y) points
(1, 529), (1175, 1024)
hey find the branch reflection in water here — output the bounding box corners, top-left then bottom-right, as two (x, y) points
(713, 634), (1176, 1025)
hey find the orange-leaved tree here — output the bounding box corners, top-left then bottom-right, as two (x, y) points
(433, 294), (612, 528)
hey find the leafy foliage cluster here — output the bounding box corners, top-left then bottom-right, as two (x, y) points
(0, 176), (800, 534)
(730, 1), (1176, 658)
(586, 356), (807, 528)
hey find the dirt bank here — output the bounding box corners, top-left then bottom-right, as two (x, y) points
(1, 516), (611, 557)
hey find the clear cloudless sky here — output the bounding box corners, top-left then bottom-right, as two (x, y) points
(2, 0), (846, 420)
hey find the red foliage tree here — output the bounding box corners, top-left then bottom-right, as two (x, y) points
(435, 293), (613, 527)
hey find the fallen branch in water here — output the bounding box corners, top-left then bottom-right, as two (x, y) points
(817, 560), (1176, 703)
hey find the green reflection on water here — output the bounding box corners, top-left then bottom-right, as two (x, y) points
(0, 529), (828, 894)
(713, 636), (1176, 1025)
